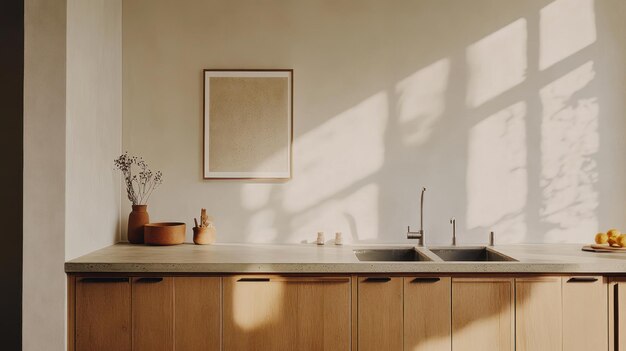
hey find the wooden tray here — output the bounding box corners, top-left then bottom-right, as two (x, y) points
(582, 244), (626, 253)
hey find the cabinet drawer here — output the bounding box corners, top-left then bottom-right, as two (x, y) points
(404, 277), (451, 351)
(563, 276), (608, 351)
(358, 277), (403, 351)
(132, 277), (174, 351)
(452, 278), (514, 351)
(515, 277), (562, 351)
(75, 277), (131, 351)
(223, 275), (351, 351)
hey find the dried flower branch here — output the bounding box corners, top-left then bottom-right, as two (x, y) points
(114, 152), (163, 205)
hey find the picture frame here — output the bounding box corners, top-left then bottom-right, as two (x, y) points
(203, 69), (293, 179)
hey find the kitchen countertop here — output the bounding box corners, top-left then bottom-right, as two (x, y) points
(65, 242), (626, 274)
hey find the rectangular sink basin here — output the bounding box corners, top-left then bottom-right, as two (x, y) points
(429, 247), (517, 262)
(354, 248), (432, 262)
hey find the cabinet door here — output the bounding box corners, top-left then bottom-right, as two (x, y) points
(610, 278), (626, 351)
(452, 278), (513, 351)
(404, 277), (451, 351)
(515, 277), (562, 351)
(174, 277), (221, 351)
(75, 277), (131, 351)
(562, 276), (608, 351)
(132, 277), (174, 351)
(223, 276), (351, 351)
(358, 277), (403, 351)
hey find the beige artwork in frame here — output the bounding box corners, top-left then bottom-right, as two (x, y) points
(203, 69), (293, 179)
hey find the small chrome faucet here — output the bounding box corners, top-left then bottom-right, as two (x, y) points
(450, 217), (456, 246)
(407, 187), (426, 246)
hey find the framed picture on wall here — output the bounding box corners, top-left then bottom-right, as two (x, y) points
(203, 69), (293, 179)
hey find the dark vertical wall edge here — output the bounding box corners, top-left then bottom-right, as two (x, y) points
(0, 0), (24, 350)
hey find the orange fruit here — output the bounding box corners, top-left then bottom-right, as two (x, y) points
(607, 229), (621, 238)
(618, 235), (626, 248)
(595, 233), (609, 244)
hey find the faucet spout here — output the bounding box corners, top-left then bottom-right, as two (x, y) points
(420, 187), (426, 234)
(407, 187), (426, 246)
(450, 217), (456, 246)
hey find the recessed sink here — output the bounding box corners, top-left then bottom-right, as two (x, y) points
(429, 247), (517, 262)
(354, 248), (432, 262)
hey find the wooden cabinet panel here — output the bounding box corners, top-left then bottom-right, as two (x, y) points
(174, 277), (221, 351)
(70, 273), (614, 351)
(452, 278), (513, 351)
(75, 277), (131, 351)
(132, 277), (173, 351)
(404, 277), (451, 351)
(610, 278), (626, 351)
(223, 276), (351, 351)
(563, 276), (608, 351)
(358, 277), (403, 351)
(515, 277), (562, 351)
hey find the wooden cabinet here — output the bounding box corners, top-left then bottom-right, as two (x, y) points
(132, 277), (174, 351)
(223, 275), (351, 351)
(562, 276), (608, 351)
(358, 276), (450, 351)
(357, 277), (403, 351)
(404, 277), (451, 351)
(451, 278), (514, 351)
(610, 278), (626, 351)
(515, 277), (562, 351)
(74, 277), (131, 351)
(70, 273), (615, 351)
(73, 276), (221, 351)
(174, 277), (221, 351)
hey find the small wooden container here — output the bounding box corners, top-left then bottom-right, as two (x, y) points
(193, 226), (216, 245)
(144, 222), (186, 245)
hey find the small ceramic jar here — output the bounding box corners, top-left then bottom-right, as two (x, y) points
(193, 226), (216, 245)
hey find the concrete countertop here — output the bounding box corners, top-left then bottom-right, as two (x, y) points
(65, 242), (626, 274)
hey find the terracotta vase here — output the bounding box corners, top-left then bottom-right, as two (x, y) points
(128, 205), (149, 244)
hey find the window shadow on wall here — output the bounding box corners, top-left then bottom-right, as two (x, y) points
(234, 0), (616, 247)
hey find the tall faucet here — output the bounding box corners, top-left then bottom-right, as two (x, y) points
(450, 217), (456, 246)
(407, 187), (426, 246)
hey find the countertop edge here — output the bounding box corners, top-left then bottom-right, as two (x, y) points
(64, 262), (626, 274)
(64, 243), (626, 274)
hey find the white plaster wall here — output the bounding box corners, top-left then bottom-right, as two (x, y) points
(65, 0), (122, 260)
(123, 0), (626, 245)
(24, 0), (122, 349)
(23, 0), (66, 350)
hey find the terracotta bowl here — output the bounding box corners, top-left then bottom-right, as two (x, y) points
(144, 222), (186, 245)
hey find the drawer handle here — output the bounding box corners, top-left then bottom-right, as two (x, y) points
(277, 277), (350, 283)
(364, 277), (391, 283)
(567, 277), (598, 283)
(136, 277), (163, 283)
(237, 278), (270, 282)
(410, 277), (440, 283)
(80, 277), (129, 283)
